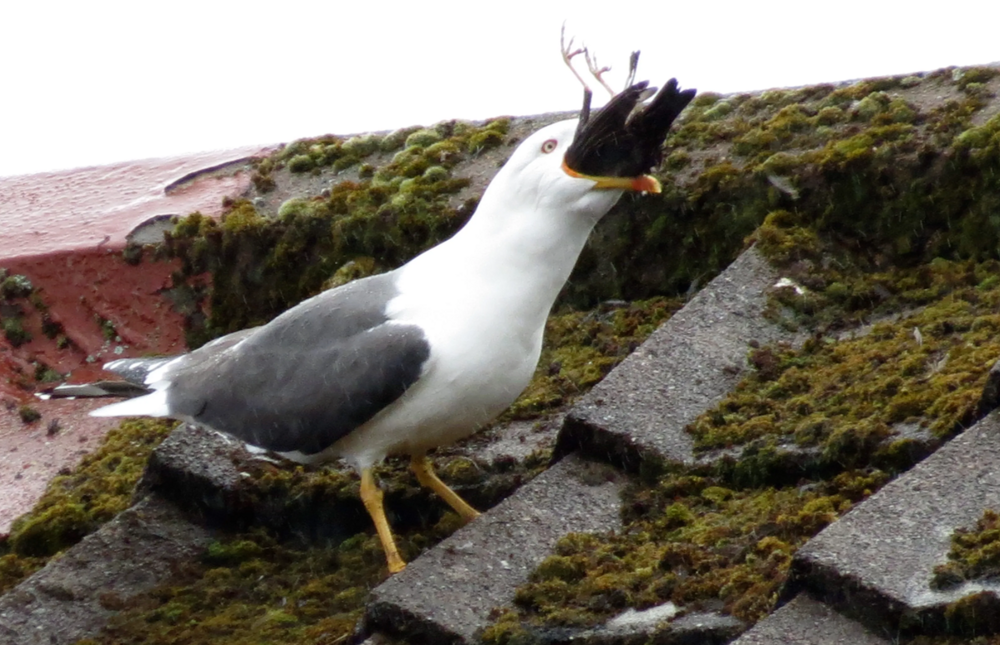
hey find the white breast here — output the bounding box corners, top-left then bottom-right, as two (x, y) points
(321, 247), (546, 470)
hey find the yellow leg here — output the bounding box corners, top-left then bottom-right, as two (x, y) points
(410, 455), (481, 523)
(360, 468), (406, 573)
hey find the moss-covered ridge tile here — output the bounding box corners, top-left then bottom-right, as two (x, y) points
(482, 469), (888, 643)
(557, 246), (793, 471)
(0, 419), (175, 596)
(781, 412), (1000, 640)
(730, 594), (890, 645)
(0, 495), (213, 645)
(366, 456), (626, 644)
(76, 524), (452, 645)
(161, 117), (514, 348)
(688, 257), (1000, 469)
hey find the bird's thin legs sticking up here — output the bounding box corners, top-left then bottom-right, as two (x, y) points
(411, 455), (481, 523)
(560, 24), (626, 99)
(360, 468), (407, 573)
(560, 25), (592, 95)
(583, 49), (615, 97)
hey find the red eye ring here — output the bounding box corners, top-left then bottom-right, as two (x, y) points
(540, 139), (558, 154)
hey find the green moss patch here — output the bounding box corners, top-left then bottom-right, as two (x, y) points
(0, 419), (175, 594)
(0, 272), (33, 300)
(166, 118), (511, 348)
(76, 526), (449, 645)
(933, 509), (1000, 590)
(482, 469), (886, 642)
(0, 270), (35, 348)
(505, 297), (682, 419)
(689, 258), (1000, 463)
(17, 404), (41, 423)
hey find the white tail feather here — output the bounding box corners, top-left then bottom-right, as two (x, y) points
(89, 390), (171, 418)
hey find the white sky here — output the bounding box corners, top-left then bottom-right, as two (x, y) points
(2, 0), (998, 178)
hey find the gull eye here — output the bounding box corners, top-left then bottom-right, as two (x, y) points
(540, 139), (558, 154)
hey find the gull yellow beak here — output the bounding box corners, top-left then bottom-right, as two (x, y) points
(562, 160), (662, 194)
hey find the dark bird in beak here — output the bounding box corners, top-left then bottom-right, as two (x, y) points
(562, 79), (696, 193)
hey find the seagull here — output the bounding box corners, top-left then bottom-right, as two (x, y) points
(88, 77), (695, 572)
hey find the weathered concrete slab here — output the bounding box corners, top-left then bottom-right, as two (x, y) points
(0, 495), (212, 645)
(137, 422), (247, 516)
(540, 607), (744, 645)
(140, 420), (560, 543)
(732, 594), (890, 645)
(557, 246), (793, 467)
(785, 411), (1000, 635)
(364, 454), (627, 645)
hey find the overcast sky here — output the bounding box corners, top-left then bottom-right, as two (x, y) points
(2, 1), (998, 178)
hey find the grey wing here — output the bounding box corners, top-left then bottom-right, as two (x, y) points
(157, 272), (431, 455)
(103, 328), (258, 386)
(166, 322), (430, 455)
(103, 357), (173, 388)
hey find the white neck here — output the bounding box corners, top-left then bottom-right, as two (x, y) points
(399, 175), (620, 330)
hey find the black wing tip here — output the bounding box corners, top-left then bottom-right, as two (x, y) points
(650, 78), (698, 112)
(628, 78), (697, 137)
(565, 75), (696, 178)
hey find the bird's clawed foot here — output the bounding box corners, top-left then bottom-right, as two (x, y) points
(560, 25), (594, 96)
(583, 49), (614, 97)
(560, 24), (640, 98)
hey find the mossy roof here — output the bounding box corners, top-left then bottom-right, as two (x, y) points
(4, 63), (1000, 644)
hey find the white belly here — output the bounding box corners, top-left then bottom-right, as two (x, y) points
(324, 279), (546, 470)
(326, 324), (541, 470)
(308, 232), (560, 471)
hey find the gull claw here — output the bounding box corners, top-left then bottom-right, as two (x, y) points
(561, 25), (640, 98)
(560, 24), (592, 94)
(584, 49), (615, 97)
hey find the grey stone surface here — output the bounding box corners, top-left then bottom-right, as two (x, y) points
(567, 608), (744, 645)
(127, 213), (176, 245)
(137, 422), (259, 527)
(364, 454), (626, 645)
(557, 246), (792, 467)
(787, 411), (1000, 634)
(142, 421), (561, 544)
(732, 594), (890, 645)
(0, 495), (212, 645)
(445, 413), (563, 467)
(140, 422), (246, 500)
